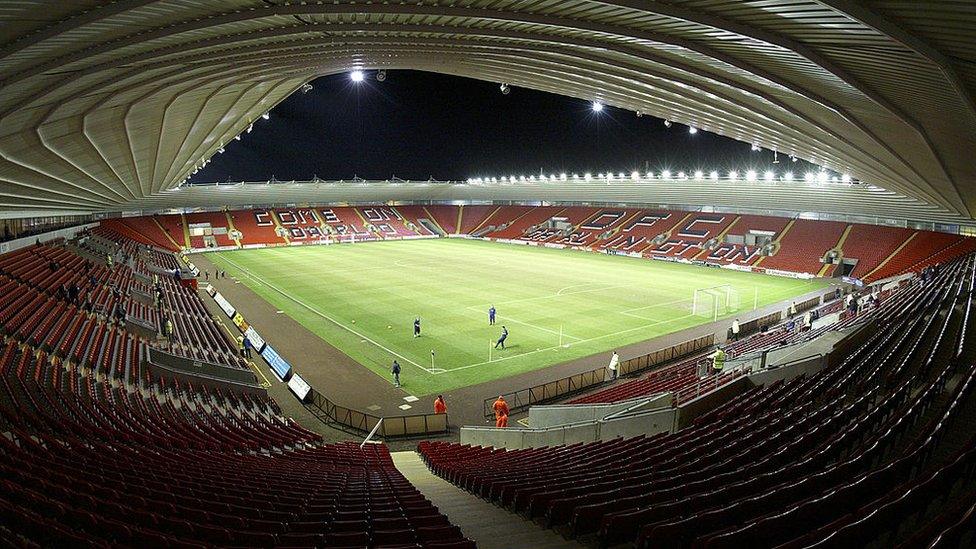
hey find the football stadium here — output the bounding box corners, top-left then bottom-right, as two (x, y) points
(2, 3), (976, 548)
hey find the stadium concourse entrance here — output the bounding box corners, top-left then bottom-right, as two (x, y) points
(192, 253), (844, 444)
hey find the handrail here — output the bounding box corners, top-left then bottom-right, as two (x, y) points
(483, 333), (714, 419)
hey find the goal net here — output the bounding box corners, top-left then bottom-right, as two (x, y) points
(692, 285), (740, 321)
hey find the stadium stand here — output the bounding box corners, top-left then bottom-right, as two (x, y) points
(866, 231), (976, 282)
(100, 217), (180, 252)
(103, 208), (976, 287)
(759, 219), (847, 275)
(419, 254), (976, 548)
(482, 206), (551, 240)
(842, 224), (915, 279)
(184, 211), (237, 249)
(0, 230), (475, 549)
(456, 206), (498, 236)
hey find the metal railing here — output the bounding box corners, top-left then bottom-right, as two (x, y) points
(483, 334), (714, 419)
(306, 390), (448, 438)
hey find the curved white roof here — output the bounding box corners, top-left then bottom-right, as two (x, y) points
(1, 1), (975, 220)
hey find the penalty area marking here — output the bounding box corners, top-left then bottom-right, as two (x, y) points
(434, 312), (698, 375)
(215, 254), (436, 374)
(461, 305), (583, 342)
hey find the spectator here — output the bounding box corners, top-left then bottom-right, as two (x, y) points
(607, 351), (619, 380)
(164, 318), (174, 342)
(731, 319), (740, 341)
(789, 301), (797, 318)
(392, 360), (401, 388)
(433, 395), (447, 414)
(106, 253), (113, 269)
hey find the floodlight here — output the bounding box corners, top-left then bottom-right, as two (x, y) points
(746, 170), (757, 182)
(710, 171), (719, 180)
(664, 119), (672, 128)
(376, 70), (387, 82)
(678, 171), (687, 179)
(560, 173), (567, 181)
(841, 174), (851, 183)
(261, 113), (270, 120)
(784, 172), (794, 182)
(764, 171), (775, 182)
(591, 101), (604, 112)
(694, 170), (704, 180)
(818, 172), (829, 183)
(661, 170), (672, 179)
(688, 126), (698, 134)
(729, 171), (739, 181)
(584, 173), (592, 181)
(499, 83), (510, 95)
(350, 70), (365, 82)
(631, 171), (640, 180)
(750, 143), (760, 152)
(805, 172), (816, 182)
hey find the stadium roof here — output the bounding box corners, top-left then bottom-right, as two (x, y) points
(2, 1), (975, 221)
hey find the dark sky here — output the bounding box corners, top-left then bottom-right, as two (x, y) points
(190, 70), (820, 183)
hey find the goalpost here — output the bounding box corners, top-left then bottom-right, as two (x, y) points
(692, 285), (741, 321)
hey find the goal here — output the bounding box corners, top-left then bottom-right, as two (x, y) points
(692, 285), (740, 321)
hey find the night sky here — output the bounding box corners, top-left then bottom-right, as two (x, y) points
(190, 70), (820, 184)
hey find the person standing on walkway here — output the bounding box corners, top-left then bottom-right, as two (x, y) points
(493, 395), (510, 428)
(731, 319), (740, 341)
(712, 348), (726, 375)
(392, 360), (401, 388)
(243, 336), (253, 359)
(607, 351), (619, 380)
(434, 395), (447, 414)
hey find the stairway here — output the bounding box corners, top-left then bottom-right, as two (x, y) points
(391, 451), (579, 549)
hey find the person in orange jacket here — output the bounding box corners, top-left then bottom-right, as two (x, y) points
(433, 395), (447, 414)
(492, 395), (509, 427)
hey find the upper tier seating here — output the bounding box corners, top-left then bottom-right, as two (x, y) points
(420, 253), (976, 548)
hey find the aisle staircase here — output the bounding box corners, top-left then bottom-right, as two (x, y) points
(391, 452), (578, 549)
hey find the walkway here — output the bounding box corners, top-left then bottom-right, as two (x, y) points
(391, 451), (578, 549)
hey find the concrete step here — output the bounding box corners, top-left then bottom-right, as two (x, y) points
(391, 451), (579, 549)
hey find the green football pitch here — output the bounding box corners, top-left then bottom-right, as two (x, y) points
(208, 238), (830, 395)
